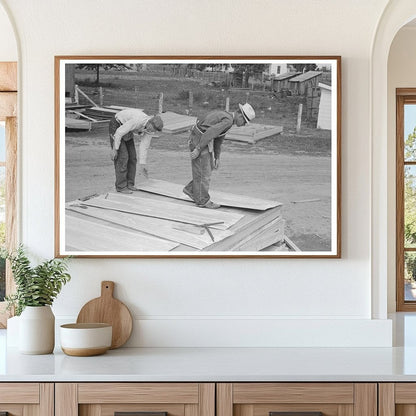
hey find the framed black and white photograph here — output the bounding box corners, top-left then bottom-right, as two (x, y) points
(55, 56), (341, 258)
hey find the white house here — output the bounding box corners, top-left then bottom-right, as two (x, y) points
(268, 63), (288, 76)
(317, 83), (331, 130)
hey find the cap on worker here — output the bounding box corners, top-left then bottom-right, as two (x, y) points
(150, 115), (164, 131)
(239, 103), (256, 124)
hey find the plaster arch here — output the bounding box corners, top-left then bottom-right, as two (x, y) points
(371, 0), (416, 319)
(0, 1), (18, 61)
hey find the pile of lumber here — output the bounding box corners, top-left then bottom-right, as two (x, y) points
(225, 123), (283, 144)
(65, 180), (287, 253)
(65, 115), (91, 131)
(82, 106), (120, 120)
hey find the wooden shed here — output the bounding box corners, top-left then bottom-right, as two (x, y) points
(317, 83), (332, 130)
(271, 72), (301, 94)
(289, 71), (322, 95)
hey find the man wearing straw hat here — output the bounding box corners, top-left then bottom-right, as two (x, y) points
(109, 108), (163, 194)
(183, 103), (255, 209)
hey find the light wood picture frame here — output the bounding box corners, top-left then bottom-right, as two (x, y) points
(55, 56), (341, 258)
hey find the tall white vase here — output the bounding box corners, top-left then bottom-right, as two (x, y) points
(19, 306), (55, 354)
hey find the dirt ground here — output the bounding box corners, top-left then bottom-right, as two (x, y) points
(65, 125), (332, 251)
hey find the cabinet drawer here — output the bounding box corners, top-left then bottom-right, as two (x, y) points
(217, 383), (376, 416)
(0, 383), (53, 415)
(56, 383), (215, 416)
(379, 383), (416, 415)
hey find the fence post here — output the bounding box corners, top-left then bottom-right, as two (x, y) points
(135, 86), (140, 108)
(225, 96), (230, 112)
(296, 103), (303, 134)
(189, 91), (193, 115)
(158, 92), (164, 113)
(74, 85), (79, 104)
(246, 92), (250, 104)
(99, 87), (104, 107)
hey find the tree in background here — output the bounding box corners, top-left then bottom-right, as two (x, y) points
(292, 63), (318, 73)
(232, 64), (267, 88)
(75, 64), (131, 84)
(404, 126), (416, 280)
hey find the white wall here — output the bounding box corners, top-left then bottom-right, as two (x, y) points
(0, 0), (394, 347)
(0, 3), (17, 61)
(387, 26), (416, 312)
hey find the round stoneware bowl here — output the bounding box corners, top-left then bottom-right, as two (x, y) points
(60, 323), (112, 357)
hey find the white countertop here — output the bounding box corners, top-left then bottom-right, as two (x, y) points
(3, 313), (416, 382)
(3, 345), (416, 382)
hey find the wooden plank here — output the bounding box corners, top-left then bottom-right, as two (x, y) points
(379, 383), (395, 416)
(284, 235), (301, 251)
(233, 383), (353, 404)
(199, 384), (215, 416)
(233, 218), (285, 251)
(0, 62), (17, 91)
(163, 120), (196, 134)
(217, 384), (233, 416)
(203, 207), (282, 251)
(56, 383), (78, 416)
(80, 193), (243, 230)
(354, 384), (377, 416)
(395, 383), (416, 403)
(65, 117), (91, 130)
(39, 383), (54, 416)
(0, 92), (17, 120)
(226, 124), (283, 144)
(65, 214), (178, 252)
(68, 205), (232, 249)
(138, 179), (282, 211)
(0, 383), (39, 404)
(104, 105), (143, 111)
(78, 383), (199, 404)
(161, 111), (197, 134)
(338, 405), (354, 416)
(185, 404), (198, 416)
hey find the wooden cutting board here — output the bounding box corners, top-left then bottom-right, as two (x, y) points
(76, 281), (133, 349)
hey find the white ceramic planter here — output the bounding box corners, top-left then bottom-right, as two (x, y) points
(19, 306), (55, 354)
(6, 315), (20, 347)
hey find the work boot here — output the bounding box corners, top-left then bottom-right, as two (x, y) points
(198, 201), (221, 209)
(117, 188), (133, 194)
(182, 187), (195, 201)
(127, 185), (140, 191)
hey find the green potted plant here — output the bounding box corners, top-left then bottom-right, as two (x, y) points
(4, 245), (71, 354)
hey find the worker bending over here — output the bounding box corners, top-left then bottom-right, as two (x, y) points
(109, 108), (163, 194)
(183, 103), (255, 209)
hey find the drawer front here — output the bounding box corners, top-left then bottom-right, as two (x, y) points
(0, 383), (53, 416)
(379, 383), (416, 416)
(218, 383), (376, 416)
(56, 383), (215, 416)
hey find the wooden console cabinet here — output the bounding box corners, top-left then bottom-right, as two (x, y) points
(4, 381), (416, 416)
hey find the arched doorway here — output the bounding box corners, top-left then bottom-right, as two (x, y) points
(371, 1), (416, 318)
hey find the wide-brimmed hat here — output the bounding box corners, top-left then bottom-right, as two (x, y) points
(239, 103), (255, 123)
(150, 115), (164, 131)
